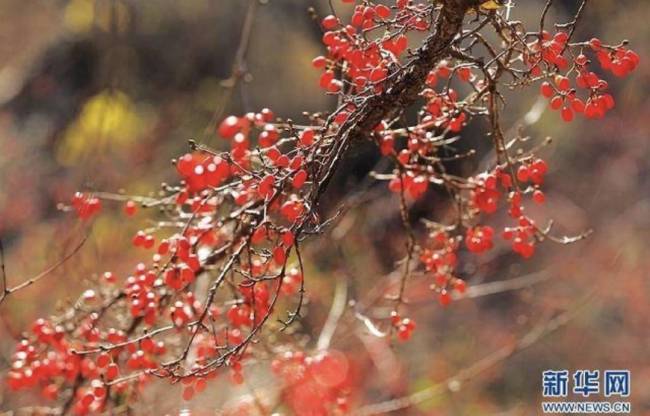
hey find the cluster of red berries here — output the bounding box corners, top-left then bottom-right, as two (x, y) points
(71, 192), (101, 219)
(228, 282), (272, 327)
(501, 213), (538, 258)
(131, 230), (155, 249)
(419, 230), (467, 306)
(532, 32), (639, 122)
(422, 61), (474, 132)
(313, 0), (436, 97)
(388, 171), (429, 199)
(467, 158), (548, 258)
(176, 152), (231, 194)
(465, 225), (494, 254)
(472, 172), (506, 214)
(214, 109), (315, 223)
(6, 319), (144, 414)
(390, 311), (417, 341)
(21, 105), (321, 411)
(527, 30), (572, 72)
(271, 349), (351, 416)
(592, 39), (640, 78)
(516, 158), (548, 187)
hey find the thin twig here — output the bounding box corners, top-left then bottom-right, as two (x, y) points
(0, 234), (89, 306)
(354, 292), (595, 415)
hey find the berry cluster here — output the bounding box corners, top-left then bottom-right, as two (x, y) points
(390, 311), (417, 341)
(71, 192), (101, 220)
(271, 350), (351, 415)
(532, 32), (639, 122)
(419, 230), (466, 306)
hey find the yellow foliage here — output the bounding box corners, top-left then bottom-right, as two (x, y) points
(63, 0), (94, 33)
(57, 90), (143, 165)
(63, 0), (130, 33)
(479, 0), (504, 10)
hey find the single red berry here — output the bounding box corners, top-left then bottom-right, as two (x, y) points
(299, 128), (315, 146)
(230, 371), (244, 385)
(540, 81), (554, 98)
(81, 393), (95, 407)
(549, 96), (563, 110)
(106, 363), (119, 381)
(292, 170), (308, 189)
(375, 4), (391, 19)
(143, 235), (155, 249)
(516, 165), (530, 183)
(281, 230), (295, 247)
(554, 75), (570, 91)
(589, 37), (602, 50)
(132, 231), (146, 247)
(312, 56), (327, 69)
(124, 200), (137, 216)
(571, 98), (585, 113)
(182, 386), (195, 401)
(42, 384), (58, 401)
(439, 290), (452, 307)
(260, 108), (274, 122)
(561, 106), (574, 122)
(103, 271), (116, 284)
(321, 15), (338, 30)
(96, 353), (111, 368)
(273, 246), (287, 264)
(218, 115), (241, 139)
(397, 325), (412, 341)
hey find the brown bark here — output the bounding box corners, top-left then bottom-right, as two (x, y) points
(314, 0), (477, 198)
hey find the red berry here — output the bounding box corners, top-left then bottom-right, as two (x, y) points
(454, 279), (467, 294)
(397, 325), (412, 341)
(124, 200), (137, 216)
(218, 115), (242, 139)
(561, 107), (574, 122)
(273, 246), (287, 265)
(292, 170), (308, 189)
(132, 231), (146, 247)
(96, 353), (111, 368)
(106, 363), (119, 381)
(540, 82), (553, 98)
(554, 75), (570, 91)
(103, 271), (116, 284)
(312, 56), (327, 69)
(299, 128), (315, 146)
(516, 165), (530, 183)
(230, 371), (244, 385)
(42, 384), (58, 401)
(321, 15), (339, 30)
(550, 96), (563, 110)
(589, 37), (602, 50)
(375, 4), (391, 19)
(438, 290), (452, 307)
(81, 393), (95, 407)
(571, 98), (585, 113)
(182, 386), (195, 401)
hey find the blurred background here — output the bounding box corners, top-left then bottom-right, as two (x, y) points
(0, 0), (648, 414)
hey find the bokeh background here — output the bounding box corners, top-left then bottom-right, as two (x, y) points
(0, 0), (648, 414)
